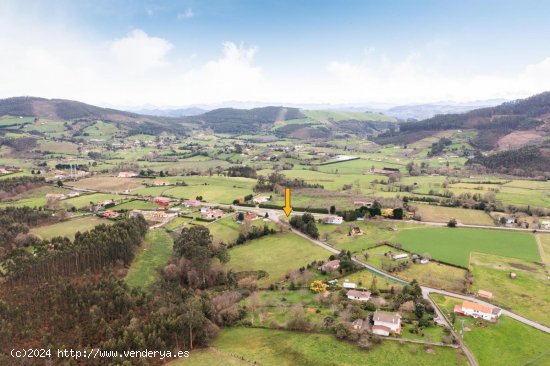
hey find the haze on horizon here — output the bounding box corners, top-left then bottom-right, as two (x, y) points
(1, 0), (550, 109)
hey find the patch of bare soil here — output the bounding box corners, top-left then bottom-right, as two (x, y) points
(509, 262), (536, 272)
(497, 130), (544, 150)
(425, 348), (436, 354)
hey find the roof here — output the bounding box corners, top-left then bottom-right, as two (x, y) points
(352, 319), (364, 326)
(372, 325), (392, 332)
(322, 259), (340, 268)
(477, 290), (493, 298)
(373, 311), (401, 324)
(492, 307), (502, 315)
(347, 290), (371, 298)
(461, 301), (493, 314)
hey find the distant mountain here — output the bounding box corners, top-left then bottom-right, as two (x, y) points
(132, 107), (208, 118)
(185, 106), (304, 134)
(385, 101), (505, 121)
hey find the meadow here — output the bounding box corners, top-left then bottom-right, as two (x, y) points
(412, 204), (495, 226)
(431, 294), (550, 366)
(396, 227), (540, 267)
(172, 327), (468, 366)
(31, 216), (112, 240)
(125, 229), (173, 289)
(226, 232), (329, 286)
(67, 176), (144, 192)
(470, 252), (550, 326)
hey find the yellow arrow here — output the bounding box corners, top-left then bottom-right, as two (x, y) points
(283, 187), (293, 217)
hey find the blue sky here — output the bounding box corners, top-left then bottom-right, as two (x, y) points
(1, 0), (549, 107)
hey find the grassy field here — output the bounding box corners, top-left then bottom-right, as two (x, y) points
(470, 252), (550, 326)
(67, 176), (144, 192)
(31, 216), (111, 240)
(172, 327), (467, 366)
(396, 227), (540, 267)
(302, 109), (396, 122)
(134, 176), (256, 204)
(362, 245), (467, 292)
(226, 232), (329, 286)
(61, 192), (125, 208)
(413, 204), (495, 226)
(206, 214), (241, 243)
(111, 199), (159, 211)
(536, 234), (550, 266)
(341, 269), (402, 291)
(431, 294), (550, 366)
(0, 185), (66, 208)
(125, 229), (174, 289)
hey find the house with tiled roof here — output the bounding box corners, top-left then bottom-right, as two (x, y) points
(454, 300), (502, 321)
(372, 311), (402, 336)
(346, 290), (371, 302)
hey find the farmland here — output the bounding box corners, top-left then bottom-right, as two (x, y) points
(125, 229), (174, 289)
(413, 204), (495, 226)
(469, 252), (550, 326)
(396, 227), (540, 267)
(431, 294), (550, 366)
(226, 232), (328, 286)
(31, 216), (112, 240)
(171, 327), (468, 366)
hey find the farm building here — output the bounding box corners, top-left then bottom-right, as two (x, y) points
(323, 216), (344, 225)
(154, 196), (171, 207)
(253, 195), (270, 204)
(346, 290), (371, 302)
(541, 220), (550, 230)
(342, 280), (357, 289)
(102, 210), (120, 219)
(183, 199), (201, 207)
(201, 208), (224, 220)
(319, 259), (340, 272)
(454, 301), (502, 321)
(372, 311), (402, 336)
(477, 290), (493, 300)
(391, 253), (408, 261)
(244, 212), (259, 221)
(152, 180), (170, 186)
(354, 200), (373, 207)
(117, 171), (138, 178)
(46, 193), (66, 200)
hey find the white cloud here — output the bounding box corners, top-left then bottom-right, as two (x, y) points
(177, 8), (194, 20)
(110, 29), (173, 74)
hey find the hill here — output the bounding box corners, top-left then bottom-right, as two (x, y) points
(374, 91), (550, 150)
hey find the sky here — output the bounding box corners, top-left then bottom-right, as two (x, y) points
(1, 0), (550, 108)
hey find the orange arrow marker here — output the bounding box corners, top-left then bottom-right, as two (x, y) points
(283, 187), (293, 217)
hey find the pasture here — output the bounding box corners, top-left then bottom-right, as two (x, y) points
(396, 227), (540, 267)
(172, 327), (468, 366)
(125, 229), (173, 289)
(470, 252), (550, 326)
(31, 216), (112, 240)
(226, 232), (328, 286)
(413, 204), (495, 226)
(67, 176), (144, 192)
(431, 294), (550, 366)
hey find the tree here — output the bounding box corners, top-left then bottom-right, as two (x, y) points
(329, 205), (336, 214)
(447, 218), (457, 228)
(310, 280), (328, 294)
(56, 180), (63, 187)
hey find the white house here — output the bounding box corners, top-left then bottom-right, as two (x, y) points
(183, 199), (202, 207)
(318, 259), (340, 272)
(352, 318), (364, 330)
(118, 171), (138, 178)
(372, 311), (402, 336)
(391, 253), (408, 260)
(346, 290), (371, 302)
(342, 279), (357, 289)
(541, 220), (550, 230)
(253, 195), (270, 204)
(454, 301), (502, 321)
(201, 207), (224, 220)
(323, 216), (344, 225)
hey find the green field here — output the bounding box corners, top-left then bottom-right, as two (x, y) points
(125, 229), (174, 289)
(470, 252), (550, 326)
(302, 109), (396, 122)
(62, 192), (124, 208)
(396, 227), (540, 267)
(431, 294), (550, 366)
(226, 232), (328, 286)
(112, 199), (159, 211)
(413, 204), (495, 226)
(171, 327), (467, 366)
(31, 216), (111, 240)
(362, 245), (467, 292)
